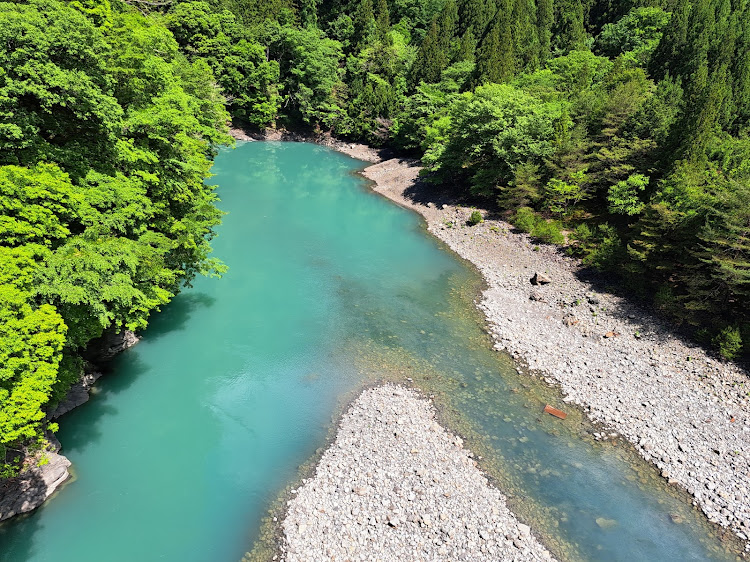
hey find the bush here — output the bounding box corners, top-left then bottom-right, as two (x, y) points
(571, 223), (592, 244)
(532, 220), (565, 244)
(511, 207), (565, 244)
(468, 210), (483, 225)
(512, 207), (538, 233)
(713, 326), (743, 360)
(582, 224), (624, 271)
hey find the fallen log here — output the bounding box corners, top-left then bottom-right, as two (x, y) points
(543, 404), (567, 419)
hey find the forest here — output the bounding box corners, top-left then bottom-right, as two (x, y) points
(1, 0), (749, 478)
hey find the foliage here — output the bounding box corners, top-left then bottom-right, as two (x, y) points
(0, 0), (230, 477)
(467, 210), (483, 225)
(596, 7), (671, 63)
(607, 173), (649, 215)
(424, 84), (562, 197)
(510, 207), (564, 244)
(512, 206), (538, 233)
(267, 24), (347, 130)
(164, 1), (281, 126)
(544, 171), (588, 216)
(713, 326), (742, 360)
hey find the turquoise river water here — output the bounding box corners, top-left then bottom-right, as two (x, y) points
(0, 142), (740, 561)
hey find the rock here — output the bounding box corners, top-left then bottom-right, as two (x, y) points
(0, 448), (71, 522)
(529, 290), (546, 302)
(51, 372), (104, 419)
(530, 272), (552, 285)
(84, 328), (139, 364)
(595, 517), (618, 529)
(562, 314), (579, 327)
(586, 294), (600, 305)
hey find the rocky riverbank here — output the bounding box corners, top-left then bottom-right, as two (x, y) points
(281, 385), (555, 562)
(229, 127), (383, 163)
(361, 157), (750, 551)
(0, 330), (139, 522)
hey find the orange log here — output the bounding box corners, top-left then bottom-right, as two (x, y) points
(544, 404), (568, 419)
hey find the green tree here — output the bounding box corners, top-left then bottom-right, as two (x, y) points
(537, 0), (554, 63)
(596, 7), (671, 63)
(544, 171), (588, 215)
(607, 173), (649, 215)
(474, 0), (514, 84)
(375, 0), (391, 43)
(353, 0), (376, 48)
(271, 24), (347, 130)
(411, 17), (446, 85)
(297, 0), (319, 27)
(424, 83), (562, 197)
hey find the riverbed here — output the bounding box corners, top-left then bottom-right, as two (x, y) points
(0, 142), (740, 561)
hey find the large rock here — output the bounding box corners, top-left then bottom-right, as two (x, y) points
(0, 448), (71, 522)
(530, 272), (552, 285)
(84, 329), (140, 364)
(51, 371), (104, 419)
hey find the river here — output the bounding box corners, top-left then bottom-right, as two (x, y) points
(0, 142), (739, 561)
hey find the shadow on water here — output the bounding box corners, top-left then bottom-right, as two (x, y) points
(54, 292), (216, 454)
(0, 482), (45, 561)
(0, 291), (218, 561)
(138, 292), (217, 343)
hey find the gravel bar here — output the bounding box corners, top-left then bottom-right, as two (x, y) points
(362, 158), (750, 551)
(281, 385), (555, 562)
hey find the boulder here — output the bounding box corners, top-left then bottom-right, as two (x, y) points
(0, 449), (71, 522)
(530, 272), (551, 285)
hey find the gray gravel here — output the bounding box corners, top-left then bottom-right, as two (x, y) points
(281, 385), (554, 562)
(362, 158), (750, 550)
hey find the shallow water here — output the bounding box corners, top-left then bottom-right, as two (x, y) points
(0, 142), (739, 561)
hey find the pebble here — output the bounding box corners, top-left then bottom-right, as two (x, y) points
(362, 158), (750, 551)
(280, 385), (553, 561)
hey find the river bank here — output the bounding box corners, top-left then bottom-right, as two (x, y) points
(0, 330), (139, 522)
(361, 157), (750, 551)
(281, 384), (555, 561)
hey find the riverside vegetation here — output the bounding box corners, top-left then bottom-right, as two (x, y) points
(1, 0), (749, 511)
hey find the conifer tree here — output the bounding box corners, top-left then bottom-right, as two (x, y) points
(354, 0), (376, 48)
(458, 0), (496, 38)
(411, 17), (446, 85)
(553, 0), (586, 52)
(474, 0), (514, 84)
(728, 3), (750, 134)
(297, 0), (318, 27)
(537, 0), (553, 63)
(437, 0), (459, 61)
(512, 0), (540, 70)
(457, 26), (477, 61)
(375, 0), (390, 44)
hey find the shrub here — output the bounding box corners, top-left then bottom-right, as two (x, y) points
(582, 224), (624, 271)
(532, 219), (565, 244)
(468, 210), (483, 225)
(653, 285), (676, 311)
(512, 207), (538, 233)
(571, 223), (592, 244)
(713, 326), (742, 360)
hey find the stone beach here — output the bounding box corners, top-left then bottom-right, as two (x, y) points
(361, 156), (750, 551)
(281, 385), (555, 561)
